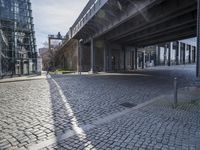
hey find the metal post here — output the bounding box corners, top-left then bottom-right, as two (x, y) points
(197, 0), (200, 78)
(174, 77), (178, 108)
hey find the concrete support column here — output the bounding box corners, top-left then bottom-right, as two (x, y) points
(183, 44), (186, 65)
(132, 51), (134, 70)
(142, 51), (145, 69)
(78, 40), (83, 74)
(178, 42), (181, 64)
(77, 41), (80, 73)
(134, 48), (138, 70)
(156, 46), (160, 66)
(194, 47), (196, 63)
(168, 43), (171, 66)
(122, 46), (126, 71)
(90, 38), (95, 73)
(176, 41), (180, 65)
(197, 0), (200, 78)
(108, 46), (112, 72)
(103, 43), (107, 72)
(164, 44), (167, 66)
(189, 45), (191, 64)
(148, 52), (151, 64)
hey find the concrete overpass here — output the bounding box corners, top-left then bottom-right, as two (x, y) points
(58, 0), (200, 78)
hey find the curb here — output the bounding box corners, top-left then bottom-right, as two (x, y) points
(0, 76), (46, 84)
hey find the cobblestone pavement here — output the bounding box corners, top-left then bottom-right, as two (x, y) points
(0, 65), (199, 150)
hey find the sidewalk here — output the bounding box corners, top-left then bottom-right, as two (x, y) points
(0, 74), (46, 83)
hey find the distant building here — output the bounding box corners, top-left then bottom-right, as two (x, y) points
(0, 0), (37, 77)
(138, 38), (197, 69)
(39, 48), (49, 71)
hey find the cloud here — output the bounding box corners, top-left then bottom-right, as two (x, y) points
(31, 0), (89, 49)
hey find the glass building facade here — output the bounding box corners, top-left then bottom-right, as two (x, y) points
(0, 0), (37, 76)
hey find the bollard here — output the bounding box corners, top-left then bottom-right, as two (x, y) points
(174, 77), (178, 108)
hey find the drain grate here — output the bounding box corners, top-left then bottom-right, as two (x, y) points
(120, 102), (137, 108)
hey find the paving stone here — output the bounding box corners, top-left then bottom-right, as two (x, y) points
(0, 65), (200, 149)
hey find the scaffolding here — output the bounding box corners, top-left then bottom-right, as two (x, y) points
(0, 0), (37, 77)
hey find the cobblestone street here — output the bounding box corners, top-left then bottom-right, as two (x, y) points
(0, 65), (200, 150)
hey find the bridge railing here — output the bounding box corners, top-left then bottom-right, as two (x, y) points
(57, 0), (107, 50)
(69, 0), (108, 39)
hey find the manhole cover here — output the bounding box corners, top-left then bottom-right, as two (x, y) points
(120, 102), (137, 108)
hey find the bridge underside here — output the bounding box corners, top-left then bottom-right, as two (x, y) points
(58, 0), (200, 78)
(74, 0), (197, 47)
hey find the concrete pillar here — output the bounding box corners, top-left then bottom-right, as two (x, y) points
(168, 43), (171, 66)
(176, 41), (179, 65)
(178, 42), (181, 64)
(134, 48), (138, 70)
(103, 43), (107, 72)
(78, 40), (83, 74)
(194, 47), (196, 63)
(156, 46), (160, 66)
(132, 51), (134, 70)
(108, 46), (112, 72)
(164, 44), (167, 66)
(189, 45), (191, 64)
(77, 41), (80, 73)
(197, 0), (200, 78)
(122, 46), (126, 71)
(90, 38), (95, 73)
(142, 51), (145, 69)
(183, 44), (186, 65)
(149, 52), (151, 62)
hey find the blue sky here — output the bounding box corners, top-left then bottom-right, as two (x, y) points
(31, 0), (89, 49)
